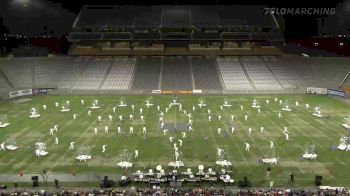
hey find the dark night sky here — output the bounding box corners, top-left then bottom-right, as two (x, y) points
(0, 0), (349, 38)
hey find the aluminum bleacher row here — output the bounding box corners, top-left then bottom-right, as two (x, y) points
(0, 56), (349, 92)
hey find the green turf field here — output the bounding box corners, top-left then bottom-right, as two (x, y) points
(0, 95), (349, 187)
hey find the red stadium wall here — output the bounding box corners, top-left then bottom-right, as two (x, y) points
(287, 37), (350, 56)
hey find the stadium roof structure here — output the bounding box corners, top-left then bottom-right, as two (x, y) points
(70, 5), (283, 42)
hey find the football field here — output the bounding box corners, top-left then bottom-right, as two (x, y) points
(0, 94), (349, 187)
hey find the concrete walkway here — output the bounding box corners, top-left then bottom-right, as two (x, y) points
(0, 173), (121, 182)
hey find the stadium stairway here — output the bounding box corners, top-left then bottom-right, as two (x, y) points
(98, 60), (114, 89)
(238, 58), (256, 90)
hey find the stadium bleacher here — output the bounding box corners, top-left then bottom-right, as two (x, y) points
(161, 57), (193, 90)
(132, 58), (161, 90)
(101, 59), (136, 90)
(191, 57), (222, 90)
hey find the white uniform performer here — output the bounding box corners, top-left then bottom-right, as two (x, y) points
(220, 105), (223, 110)
(258, 108), (261, 115)
(69, 142), (75, 150)
(244, 114), (248, 121)
(169, 137), (174, 143)
(260, 127), (264, 133)
(217, 147), (224, 157)
(113, 107), (116, 113)
(279, 100), (283, 105)
(73, 114), (77, 120)
(192, 106), (195, 112)
(231, 127), (235, 134)
(305, 104), (310, 109)
(109, 115), (113, 121)
(88, 110), (92, 116)
(266, 100), (270, 104)
(104, 126), (109, 134)
(157, 105), (160, 111)
(285, 133), (289, 140)
(139, 108), (143, 114)
(270, 141), (274, 149)
(129, 127), (134, 134)
(161, 122), (165, 129)
(141, 115), (144, 121)
(208, 109), (211, 114)
(182, 132), (187, 138)
(274, 98), (278, 103)
(94, 128), (98, 134)
(278, 112), (282, 118)
(231, 115), (234, 121)
(55, 102), (59, 107)
(119, 115), (123, 121)
(163, 129), (168, 135)
(178, 139), (183, 147)
(98, 115), (102, 122)
(49, 128), (54, 135)
(179, 104), (182, 111)
(218, 115), (222, 121)
(142, 127), (147, 135)
(102, 145), (107, 153)
(241, 105), (244, 111)
(131, 105), (135, 111)
(188, 125), (193, 131)
(55, 137), (59, 145)
(43, 105), (47, 110)
(245, 143), (250, 151)
(66, 100), (70, 105)
(217, 128), (221, 135)
(128, 114), (133, 121)
(208, 115), (212, 122)
(117, 126), (121, 134)
(295, 101), (299, 107)
(54, 124), (58, 132)
(135, 149), (139, 158)
(81, 100), (85, 105)
(248, 128), (252, 135)
(0, 142), (5, 150)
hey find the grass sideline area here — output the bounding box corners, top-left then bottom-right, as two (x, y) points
(0, 95), (349, 187)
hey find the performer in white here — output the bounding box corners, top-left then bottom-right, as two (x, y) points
(188, 125), (193, 131)
(295, 101), (299, 107)
(119, 115), (123, 121)
(182, 132), (187, 138)
(163, 129), (168, 135)
(157, 105), (160, 111)
(140, 115), (144, 121)
(159, 116), (163, 123)
(258, 108), (261, 115)
(131, 104), (135, 111)
(49, 128), (54, 136)
(117, 126), (121, 134)
(220, 105), (223, 110)
(231, 127), (235, 134)
(260, 127), (264, 133)
(208, 115), (212, 122)
(305, 103), (310, 109)
(208, 109), (211, 114)
(102, 145), (107, 153)
(178, 139), (183, 147)
(188, 119), (193, 125)
(270, 141), (274, 149)
(0, 142), (5, 150)
(266, 100), (270, 104)
(54, 124), (58, 132)
(192, 106), (195, 112)
(274, 97), (278, 103)
(66, 100), (70, 105)
(160, 111), (164, 117)
(279, 100), (283, 105)
(69, 142), (75, 150)
(73, 114), (77, 120)
(104, 126), (109, 134)
(94, 127), (98, 134)
(283, 127), (289, 134)
(43, 105), (47, 110)
(285, 133), (289, 141)
(113, 107), (116, 113)
(231, 115), (234, 121)
(179, 104), (182, 111)
(278, 112), (282, 118)
(161, 122), (165, 129)
(165, 108), (169, 113)
(88, 110), (91, 116)
(241, 105), (244, 111)
(217, 147), (224, 157)
(55, 137), (58, 145)
(55, 102), (59, 107)
(98, 115), (102, 122)
(217, 128), (221, 135)
(142, 127), (147, 135)
(129, 114), (133, 121)
(244, 114), (248, 121)
(129, 127), (134, 134)
(135, 149), (139, 158)
(175, 151), (179, 161)
(248, 128), (252, 135)
(218, 115), (222, 121)
(169, 137), (174, 143)
(81, 100), (85, 105)
(245, 143), (250, 151)
(139, 108), (143, 114)
(109, 115), (113, 121)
